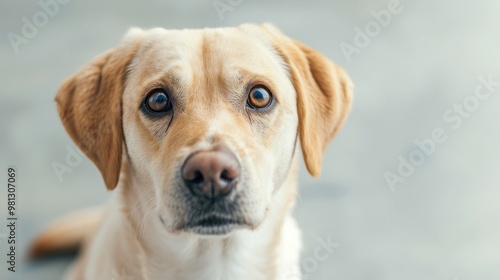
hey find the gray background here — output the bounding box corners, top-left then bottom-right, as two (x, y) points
(1, 0), (500, 279)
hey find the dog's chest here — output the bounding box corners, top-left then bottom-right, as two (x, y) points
(149, 235), (277, 280)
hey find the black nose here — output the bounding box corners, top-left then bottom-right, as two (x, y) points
(181, 147), (240, 199)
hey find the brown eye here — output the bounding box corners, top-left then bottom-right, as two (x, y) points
(247, 86), (272, 109)
(144, 89), (172, 114)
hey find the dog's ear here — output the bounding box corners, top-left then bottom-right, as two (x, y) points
(262, 24), (353, 177)
(55, 29), (142, 190)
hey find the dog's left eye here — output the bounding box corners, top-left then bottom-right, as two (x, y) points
(247, 86), (273, 109)
(143, 89), (172, 115)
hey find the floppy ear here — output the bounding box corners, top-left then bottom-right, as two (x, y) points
(55, 30), (142, 190)
(263, 25), (353, 177)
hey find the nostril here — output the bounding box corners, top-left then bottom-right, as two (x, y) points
(190, 171), (204, 184)
(220, 170), (232, 182)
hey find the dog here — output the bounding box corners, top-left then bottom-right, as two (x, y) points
(30, 23), (352, 280)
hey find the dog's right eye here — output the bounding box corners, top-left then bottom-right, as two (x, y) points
(143, 89), (172, 115)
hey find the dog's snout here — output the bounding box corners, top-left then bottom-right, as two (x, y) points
(182, 148), (240, 199)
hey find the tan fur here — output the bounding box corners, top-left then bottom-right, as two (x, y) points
(55, 33), (143, 190)
(29, 208), (101, 259)
(262, 25), (353, 177)
(32, 24), (352, 280)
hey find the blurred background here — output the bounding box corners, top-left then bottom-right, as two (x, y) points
(1, 0), (500, 279)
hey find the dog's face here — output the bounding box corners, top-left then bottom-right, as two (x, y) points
(55, 24), (352, 236)
(122, 27), (300, 235)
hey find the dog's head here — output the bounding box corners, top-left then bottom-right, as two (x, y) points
(55, 24), (352, 236)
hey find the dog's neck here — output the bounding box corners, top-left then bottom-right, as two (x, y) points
(110, 159), (300, 280)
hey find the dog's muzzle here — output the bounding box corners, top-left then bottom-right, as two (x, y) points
(180, 146), (245, 235)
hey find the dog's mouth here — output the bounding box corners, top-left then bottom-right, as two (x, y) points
(185, 214), (246, 236)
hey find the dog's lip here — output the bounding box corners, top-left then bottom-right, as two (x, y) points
(184, 214), (246, 235)
(191, 215), (242, 227)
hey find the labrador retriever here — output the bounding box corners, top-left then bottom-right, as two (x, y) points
(31, 23), (352, 280)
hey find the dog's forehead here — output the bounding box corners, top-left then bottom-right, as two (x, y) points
(130, 26), (284, 85)
(141, 26), (274, 61)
